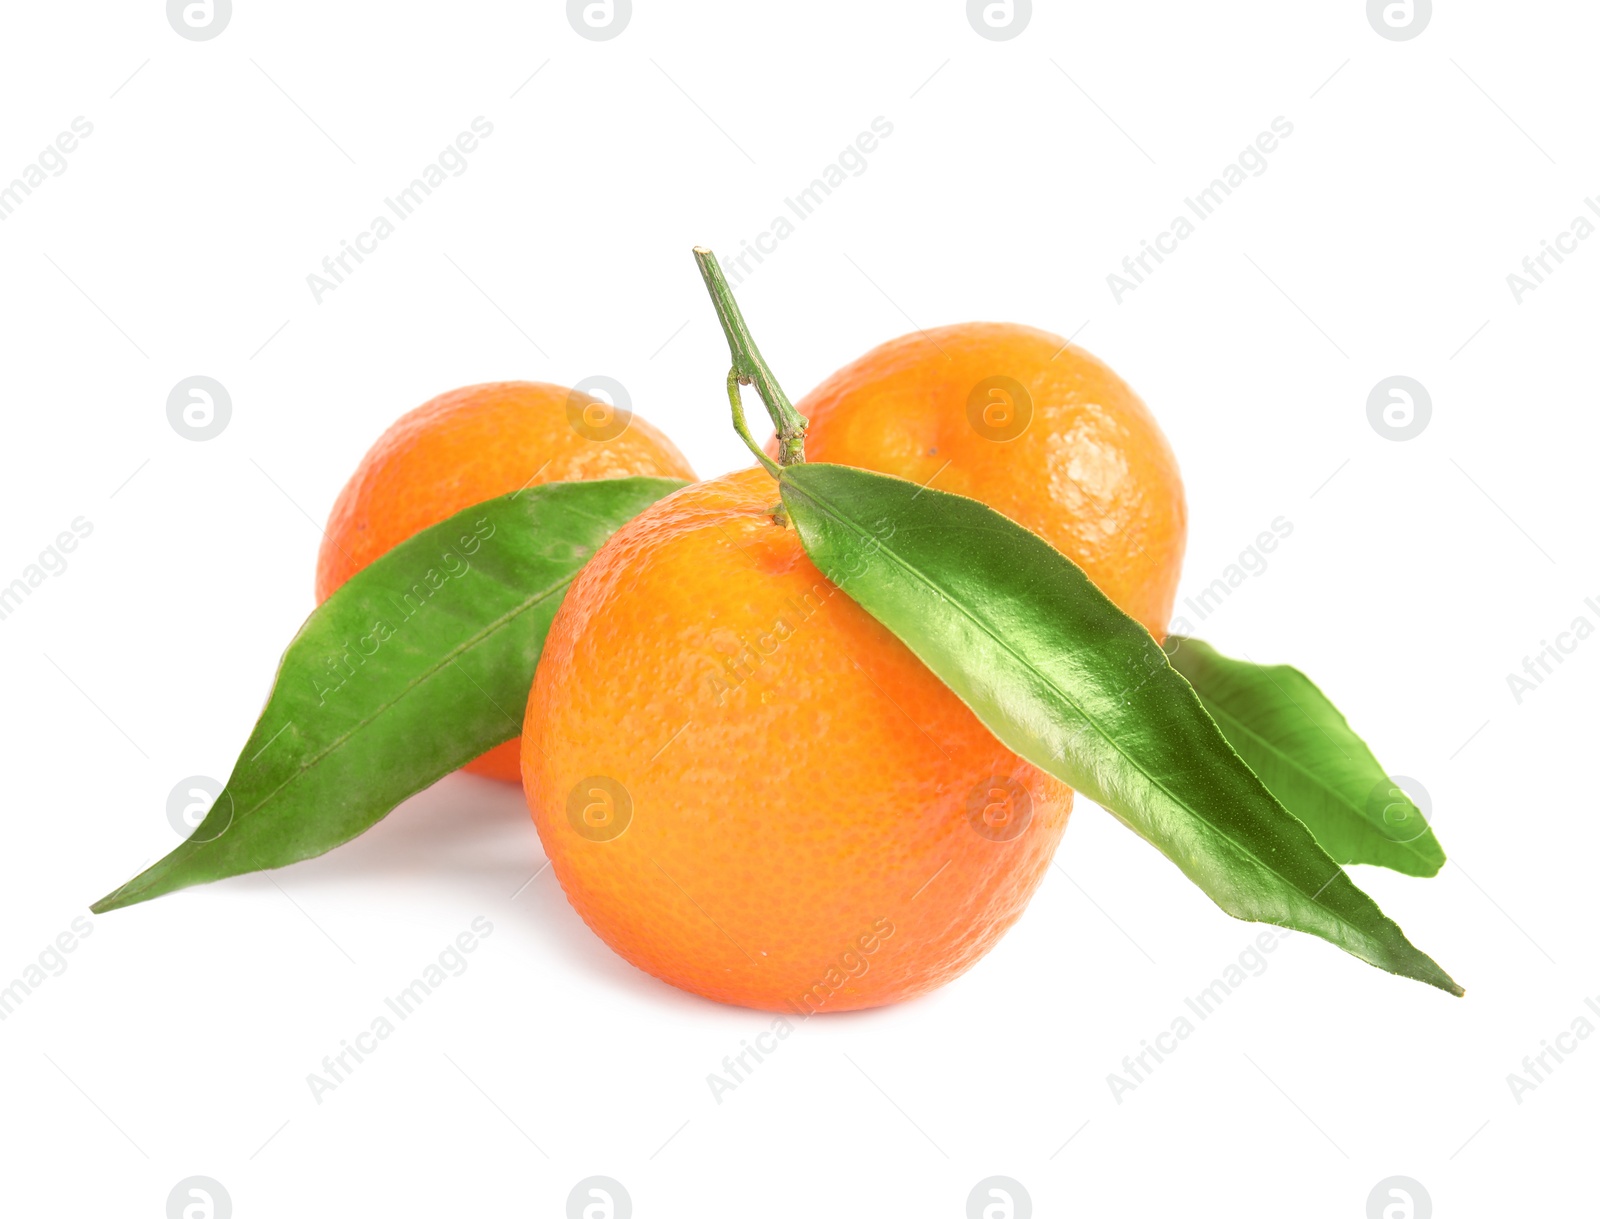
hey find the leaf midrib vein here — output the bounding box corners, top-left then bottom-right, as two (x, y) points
(788, 477), (1376, 943)
(250, 576), (568, 807)
(1202, 698), (1439, 869)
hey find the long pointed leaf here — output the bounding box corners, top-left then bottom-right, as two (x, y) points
(780, 463), (1460, 995)
(92, 476), (686, 913)
(1168, 637), (1445, 877)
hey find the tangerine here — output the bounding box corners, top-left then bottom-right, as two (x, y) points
(771, 323), (1185, 638)
(523, 467), (1073, 1011)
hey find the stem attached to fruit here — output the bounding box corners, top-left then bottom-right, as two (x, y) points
(693, 247), (808, 477)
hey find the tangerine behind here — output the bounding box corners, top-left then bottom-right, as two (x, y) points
(317, 381), (696, 782)
(772, 322), (1186, 640)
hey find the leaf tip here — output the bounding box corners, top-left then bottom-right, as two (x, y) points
(89, 859), (172, 915)
(89, 884), (135, 916)
(1409, 953), (1465, 997)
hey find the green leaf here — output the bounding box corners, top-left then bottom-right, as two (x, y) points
(1167, 637), (1445, 878)
(92, 476), (686, 914)
(780, 463), (1461, 996)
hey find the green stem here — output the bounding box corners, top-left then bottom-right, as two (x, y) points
(693, 247), (808, 471)
(725, 369), (781, 480)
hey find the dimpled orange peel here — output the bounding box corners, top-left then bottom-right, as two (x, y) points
(523, 461), (1075, 1010)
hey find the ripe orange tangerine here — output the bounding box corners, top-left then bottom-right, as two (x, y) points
(523, 467), (1073, 1011)
(771, 323), (1186, 638)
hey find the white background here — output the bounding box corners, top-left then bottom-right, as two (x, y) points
(1, 2), (1594, 1216)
